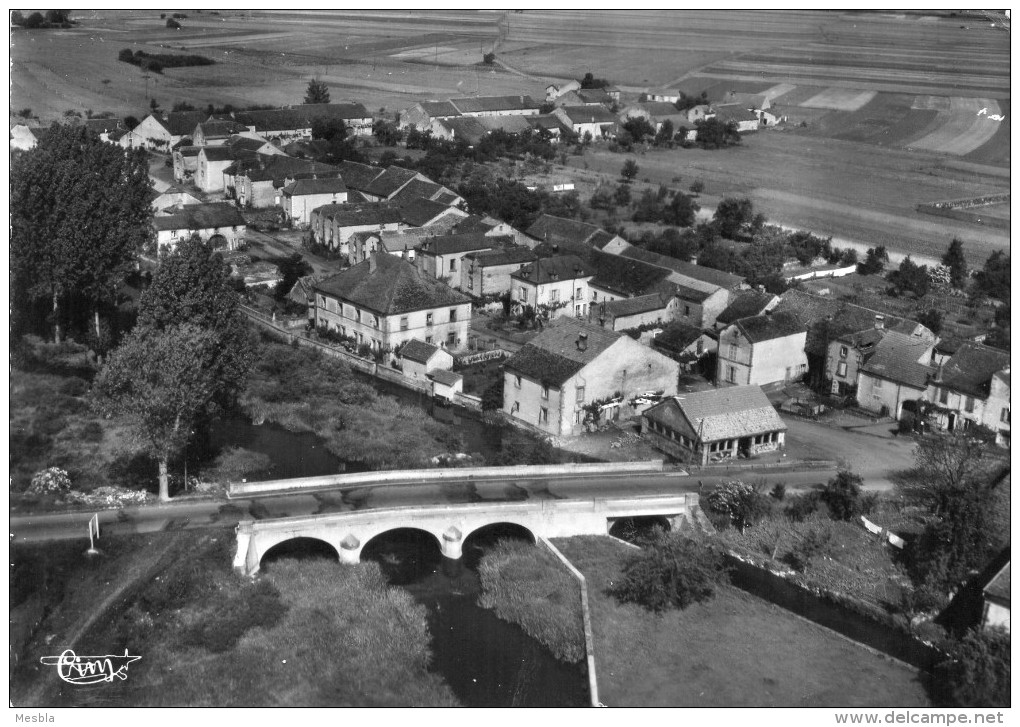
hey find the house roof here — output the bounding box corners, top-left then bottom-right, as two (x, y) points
(450, 95), (539, 114)
(379, 230), (428, 253)
(617, 246), (744, 289)
(419, 232), (500, 256)
(560, 105), (618, 125)
(391, 178), (447, 203)
(504, 318), (621, 386)
(860, 331), (935, 390)
(512, 254), (593, 285)
(936, 342), (1010, 398)
(152, 202), (245, 232)
(399, 338), (442, 364)
(589, 249), (673, 298)
(157, 111), (210, 136)
(233, 103), (371, 133)
(716, 290), (777, 326)
(176, 145), (202, 158)
(984, 561), (1011, 603)
(429, 369), (462, 386)
(314, 254), (470, 315)
(394, 196), (459, 228)
(465, 246), (537, 268)
(645, 386), (786, 443)
(603, 292), (672, 318)
(282, 176), (348, 196)
(587, 230), (619, 251)
(576, 88), (613, 105)
(773, 290), (927, 356)
(201, 145), (245, 162)
(733, 312), (805, 343)
(335, 160), (385, 192)
(638, 101), (682, 117)
(528, 114), (569, 132)
(197, 120), (250, 138)
(713, 106), (759, 123)
(451, 215), (494, 235)
(653, 322), (704, 355)
(365, 165), (420, 198)
(525, 214), (601, 248)
(420, 100), (462, 118)
(314, 202), (403, 228)
(239, 156), (338, 184)
(82, 118), (122, 135)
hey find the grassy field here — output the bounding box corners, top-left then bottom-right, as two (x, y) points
(552, 535), (932, 708)
(12, 532), (458, 707)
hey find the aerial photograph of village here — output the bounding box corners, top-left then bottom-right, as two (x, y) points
(9, 8), (1011, 716)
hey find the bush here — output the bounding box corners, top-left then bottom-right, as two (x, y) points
(785, 493), (820, 522)
(207, 446), (272, 483)
(703, 480), (772, 532)
(28, 467), (72, 496)
(820, 469), (865, 521)
(182, 578), (288, 653)
(931, 627), (1010, 707)
(782, 528), (833, 571)
(609, 532), (729, 612)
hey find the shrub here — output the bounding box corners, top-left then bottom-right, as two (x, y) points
(208, 447), (272, 483)
(609, 532), (729, 612)
(782, 528), (833, 571)
(785, 492), (820, 522)
(28, 467), (72, 496)
(931, 627), (1010, 707)
(770, 483), (786, 501)
(182, 578), (288, 653)
(820, 469), (865, 520)
(703, 480), (772, 532)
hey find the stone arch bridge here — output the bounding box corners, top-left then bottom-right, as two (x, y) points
(234, 494), (700, 575)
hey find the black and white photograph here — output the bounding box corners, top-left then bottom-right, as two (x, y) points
(9, 8), (1011, 718)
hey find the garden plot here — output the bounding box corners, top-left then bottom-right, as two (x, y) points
(800, 87), (877, 111)
(908, 97), (1004, 156)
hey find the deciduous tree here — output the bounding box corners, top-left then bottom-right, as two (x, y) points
(303, 78), (330, 105)
(621, 158), (639, 181)
(713, 197), (754, 238)
(942, 238), (969, 290)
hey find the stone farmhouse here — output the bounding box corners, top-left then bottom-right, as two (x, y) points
(716, 311), (808, 387)
(151, 202), (246, 255)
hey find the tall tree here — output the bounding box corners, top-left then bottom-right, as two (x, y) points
(137, 235), (255, 405)
(857, 246), (889, 276)
(942, 238), (969, 290)
(973, 250), (1010, 301)
(93, 324), (223, 501)
(304, 78), (330, 105)
(621, 158), (639, 181)
(713, 197), (754, 238)
(10, 123), (152, 343)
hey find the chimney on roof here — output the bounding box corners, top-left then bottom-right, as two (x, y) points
(875, 314), (885, 329)
(369, 253), (377, 273)
(576, 332), (588, 351)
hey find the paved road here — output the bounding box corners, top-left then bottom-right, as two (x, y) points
(11, 468), (838, 544)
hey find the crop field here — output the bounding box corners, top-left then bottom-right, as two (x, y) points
(12, 9), (1008, 261)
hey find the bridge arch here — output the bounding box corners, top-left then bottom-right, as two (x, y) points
(462, 521), (537, 567)
(259, 535), (340, 569)
(360, 527), (446, 584)
(608, 515), (672, 543)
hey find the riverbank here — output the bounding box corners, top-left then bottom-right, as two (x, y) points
(477, 540), (586, 664)
(551, 535), (931, 707)
(11, 532), (458, 707)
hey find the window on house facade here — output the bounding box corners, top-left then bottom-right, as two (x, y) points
(576, 287), (583, 300)
(940, 388), (949, 405)
(576, 385), (585, 403)
(836, 362), (848, 378)
(541, 386), (549, 400)
(684, 305), (691, 316)
(426, 312), (434, 326)
(1001, 407), (1010, 423)
(449, 258), (457, 273)
(840, 346), (848, 358)
(515, 375), (522, 389)
(319, 295), (327, 308)
(696, 339), (704, 355)
(400, 316), (409, 331)
(373, 316), (380, 329)
(468, 276), (473, 289)
(873, 378), (883, 389)
(425, 336), (433, 344)
(965, 396), (975, 413)
(727, 366), (736, 383)
(539, 407), (548, 424)
(728, 344), (738, 359)
(520, 288), (528, 303)
(550, 289), (560, 303)
(446, 331), (456, 347)
(449, 308), (457, 322)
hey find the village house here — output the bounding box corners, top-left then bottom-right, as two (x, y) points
(312, 253), (472, 355)
(641, 386), (787, 465)
(390, 178), (463, 207)
(233, 103), (373, 141)
(399, 95), (540, 132)
(527, 114), (569, 141)
(856, 331), (936, 420)
(712, 105), (760, 133)
(646, 89), (681, 103)
(129, 110), (208, 151)
(392, 196), (468, 231)
(510, 255), (595, 319)
(462, 247), (538, 299)
(826, 328), (885, 398)
(195, 142), (268, 193)
(230, 156), (338, 208)
(502, 318), (680, 437)
(651, 322), (715, 372)
(980, 555), (1011, 633)
(594, 292), (678, 333)
(429, 369), (464, 402)
(173, 145), (202, 182)
(552, 105), (618, 140)
(716, 312), (808, 387)
(525, 214), (625, 254)
(927, 342), (1010, 446)
(281, 177), (349, 226)
(453, 215), (530, 247)
(150, 185), (202, 213)
(714, 290), (779, 331)
(286, 274), (322, 312)
(618, 102), (698, 141)
(309, 203), (405, 258)
(398, 338), (455, 380)
(151, 202), (246, 255)
(416, 232), (509, 283)
(430, 114), (535, 145)
(615, 244), (746, 293)
(192, 120), (253, 146)
(545, 80), (581, 102)
(10, 123), (42, 151)
(587, 250), (675, 305)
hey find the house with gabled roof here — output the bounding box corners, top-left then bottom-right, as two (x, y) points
(595, 292), (679, 333)
(714, 290), (779, 330)
(927, 342), (1010, 446)
(717, 311), (808, 387)
(416, 232), (512, 283)
(398, 338), (454, 380)
(524, 214), (624, 254)
(462, 246), (538, 299)
(130, 110), (209, 151)
(502, 318), (679, 436)
(150, 185), (202, 213)
(392, 196), (468, 231)
(390, 178), (464, 207)
(232, 103), (373, 141)
(552, 105), (618, 139)
(981, 551), (1010, 632)
(857, 331), (936, 419)
(309, 202), (405, 258)
(510, 254), (595, 319)
(652, 322), (714, 372)
(615, 244), (746, 290)
(193, 120), (253, 146)
(826, 327), (885, 398)
(712, 105), (760, 133)
(231, 156), (338, 208)
(587, 249), (674, 303)
(152, 202), (246, 255)
(282, 176), (349, 226)
(641, 386), (787, 465)
(313, 253), (472, 355)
